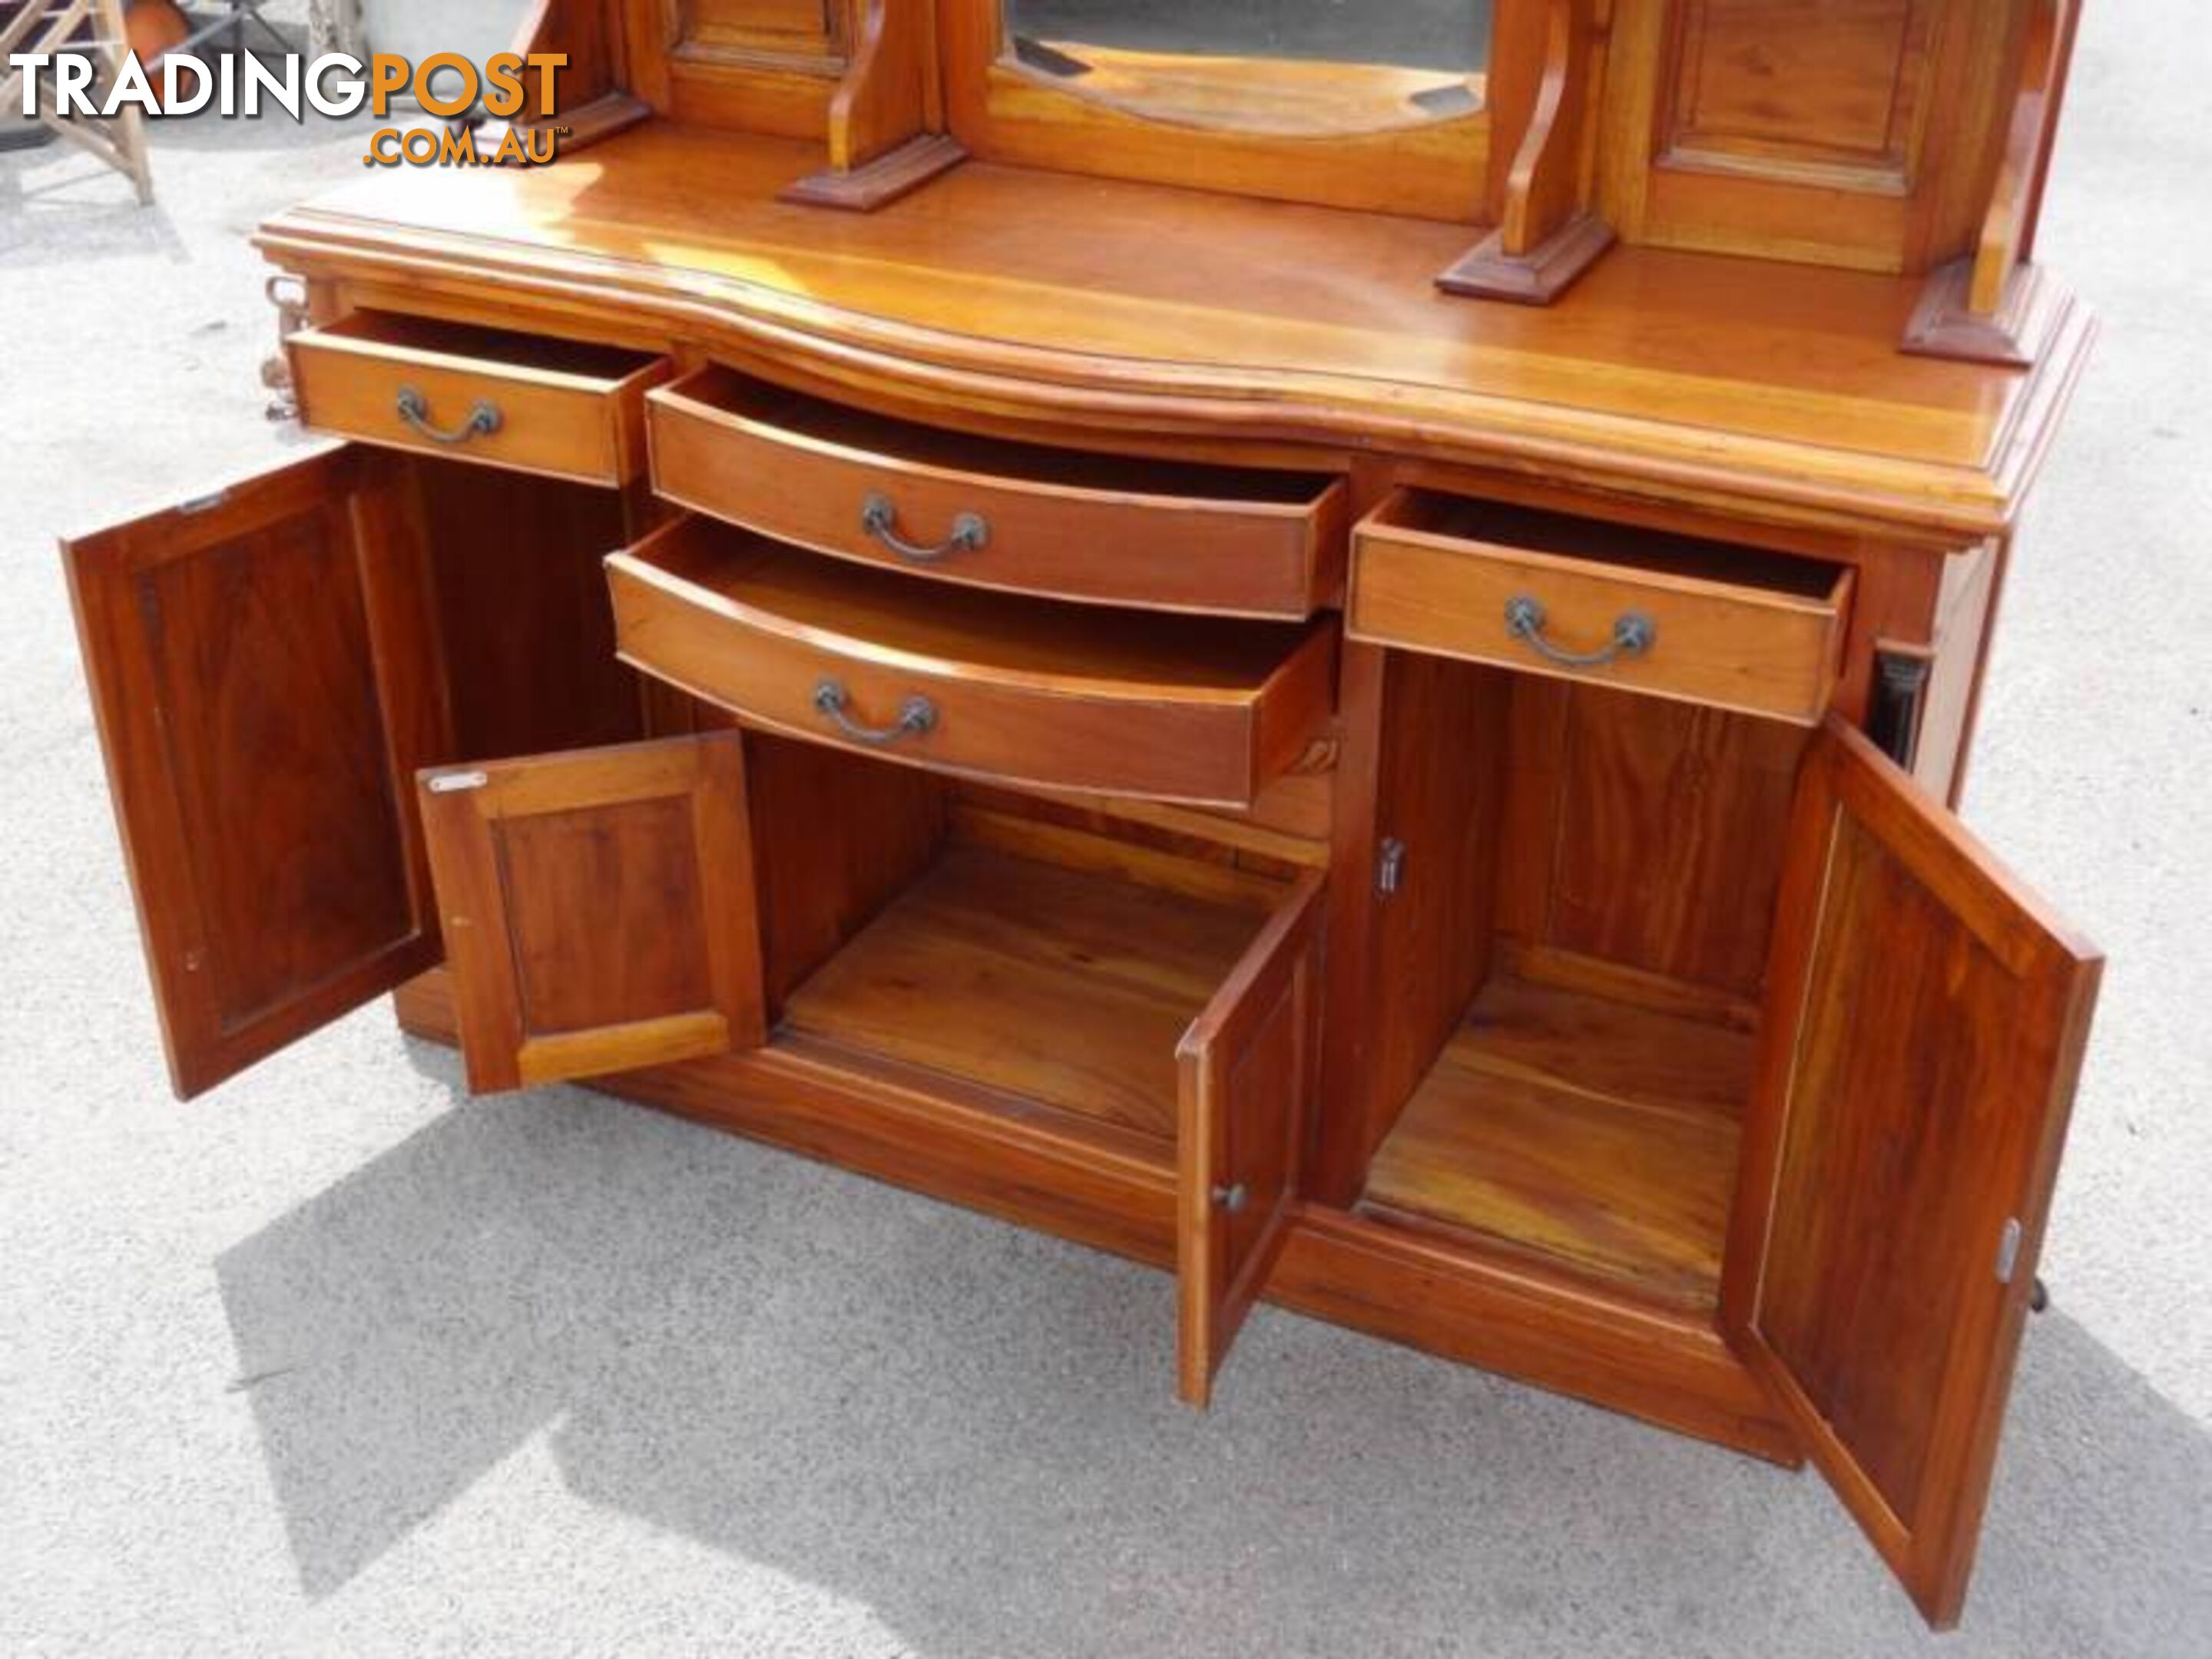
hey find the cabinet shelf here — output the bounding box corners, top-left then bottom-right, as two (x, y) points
(783, 827), (1278, 1156)
(1361, 967), (1753, 1311)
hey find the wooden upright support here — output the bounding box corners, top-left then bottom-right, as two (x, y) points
(0, 0), (154, 204)
(1437, 0), (1612, 305)
(783, 0), (967, 211)
(1903, 0), (2080, 366)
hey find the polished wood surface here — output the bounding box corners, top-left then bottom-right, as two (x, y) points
(1364, 974), (1752, 1309)
(255, 120), (2091, 538)
(413, 462), (645, 762)
(1177, 869), (1325, 1406)
(783, 838), (1269, 1144)
(648, 365), (1348, 617)
(51, 1), (2108, 1627)
(1351, 490), (1853, 723)
(607, 516), (1338, 807)
(64, 447), (449, 1098)
(416, 733), (767, 1092)
(1723, 718), (2101, 1628)
(287, 311), (671, 485)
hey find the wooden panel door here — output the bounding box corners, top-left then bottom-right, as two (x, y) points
(1176, 871), (1326, 1407)
(63, 449), (449, 1098)
(1724, 718), (2101, 1628)
(416, 732), (767, 1094)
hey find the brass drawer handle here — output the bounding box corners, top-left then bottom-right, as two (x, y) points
(1503, 595), (1656, 670)
(813, 679), (939, 746)
(861, 492), (989, 564)
(396, 386), (502, 445)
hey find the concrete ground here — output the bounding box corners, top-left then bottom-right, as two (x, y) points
(3, 7), (2208, 1656)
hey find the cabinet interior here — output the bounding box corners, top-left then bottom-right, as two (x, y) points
(1354, 652), (1813, 1313)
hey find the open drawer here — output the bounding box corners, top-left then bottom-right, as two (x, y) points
(411, 730), (1326, 1409)
(287, 311), (672, 485)
(1349, 490), (1853, 723)
(605, 516), (1338, 808)
(647, 366), (1349, 618)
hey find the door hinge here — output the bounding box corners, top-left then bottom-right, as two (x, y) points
(425, 770), (489, 795)
(1376, 836), (1406, 896)
(1995, 1217), (2023, 1285)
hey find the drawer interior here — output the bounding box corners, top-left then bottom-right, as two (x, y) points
(1368, 490), (1848, 601)
(309, 310), (666, 388)
(616, 516), (1326, 696)
(661, 364), (1339, 508)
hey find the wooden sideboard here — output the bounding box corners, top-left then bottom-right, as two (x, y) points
(62, 0), (2101, 1631)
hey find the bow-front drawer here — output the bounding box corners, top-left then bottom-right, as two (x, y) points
(647, 367), (1348, 618)
(1349, 491), (1853, 724)
(286, 312), (672, 485)
(606, 517), (1337, 808)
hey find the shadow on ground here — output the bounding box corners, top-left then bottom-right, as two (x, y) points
(215, 1049), (2212, 1658)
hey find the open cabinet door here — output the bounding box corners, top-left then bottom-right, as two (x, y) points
(1724, 718), (2101, 1628)
(417, 732), (767, 1094)
(63, 449), (449, 1098)
(1176, 871), (1326, 1407)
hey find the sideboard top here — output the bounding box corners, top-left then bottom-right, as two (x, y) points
(257, 123), (2093, 541)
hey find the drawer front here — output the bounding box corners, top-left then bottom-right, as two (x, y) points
(605, 520), (1337, 808)
(288, 313), (671, 485)
(1349, 495), (1852, 724)
(647, 369), (1348, 618)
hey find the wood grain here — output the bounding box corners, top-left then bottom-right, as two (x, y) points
(784, 841), (1270, 1141)
(606, 518), (1337, 808)
(1364, 974), (1753, 1309)
(63, 447), (449, 1098)
(416, 731), (767, 1092)
(1723, 717), (2101, 1628)
(648, 364), (1347, 618)
(255, 121), (2094, 540)
(288, 310), (671, 485)
(1350, 489), (1853, 723)
(1177, 870), (1324, 1406)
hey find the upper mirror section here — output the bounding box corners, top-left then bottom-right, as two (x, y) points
(1002, 1), (1492, 136)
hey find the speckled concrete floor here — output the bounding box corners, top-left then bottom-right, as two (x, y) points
(2, 7), (2208, 1656)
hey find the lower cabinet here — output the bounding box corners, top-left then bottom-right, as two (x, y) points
(62, 419), (2098, 1630)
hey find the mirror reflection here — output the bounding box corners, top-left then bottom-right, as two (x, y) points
(1002, 2), (1492, 132)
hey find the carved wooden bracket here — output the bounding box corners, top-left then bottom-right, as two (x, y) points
(1437, 0), (1614, 306)
(1903, 0), (2079, 365)
(783, 0), (969, 211)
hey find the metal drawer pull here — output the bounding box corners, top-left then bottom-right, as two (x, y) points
(1503, 595), (1656, 669)
(396, 386), (502, 445)
(1212, 1183), (1248, 1214)
(861, 492), (989, 563)
(813, 679), (938, 746)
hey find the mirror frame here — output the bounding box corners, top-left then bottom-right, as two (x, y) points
(938, 0), (1551, 222)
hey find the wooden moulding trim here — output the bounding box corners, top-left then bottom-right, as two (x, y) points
(1901, 257), (2069, 370)
(1435, 210), (1617, 306)
(392, 967), (1802, 1462)
(780, 132), (969, 211)
(251, 213), (2096, 541)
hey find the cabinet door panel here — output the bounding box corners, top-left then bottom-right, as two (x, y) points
(63, 448), (449, 1098)
(1724, 718), (2101, 1628)
(1176, 870), (1325, 1407)
(417, 732), (767, 1093)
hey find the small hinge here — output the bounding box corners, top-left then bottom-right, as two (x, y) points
(1995, 1217), (2023, 1285)
(425, 770), (489, 795)
(1376, 836), (1407, 897)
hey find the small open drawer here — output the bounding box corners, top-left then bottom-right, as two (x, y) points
(1349, 491), (1853, 723)
(287, 311), (671, 485)
(647, 366), (1349, 618)
(606, 516), (1337, 808)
